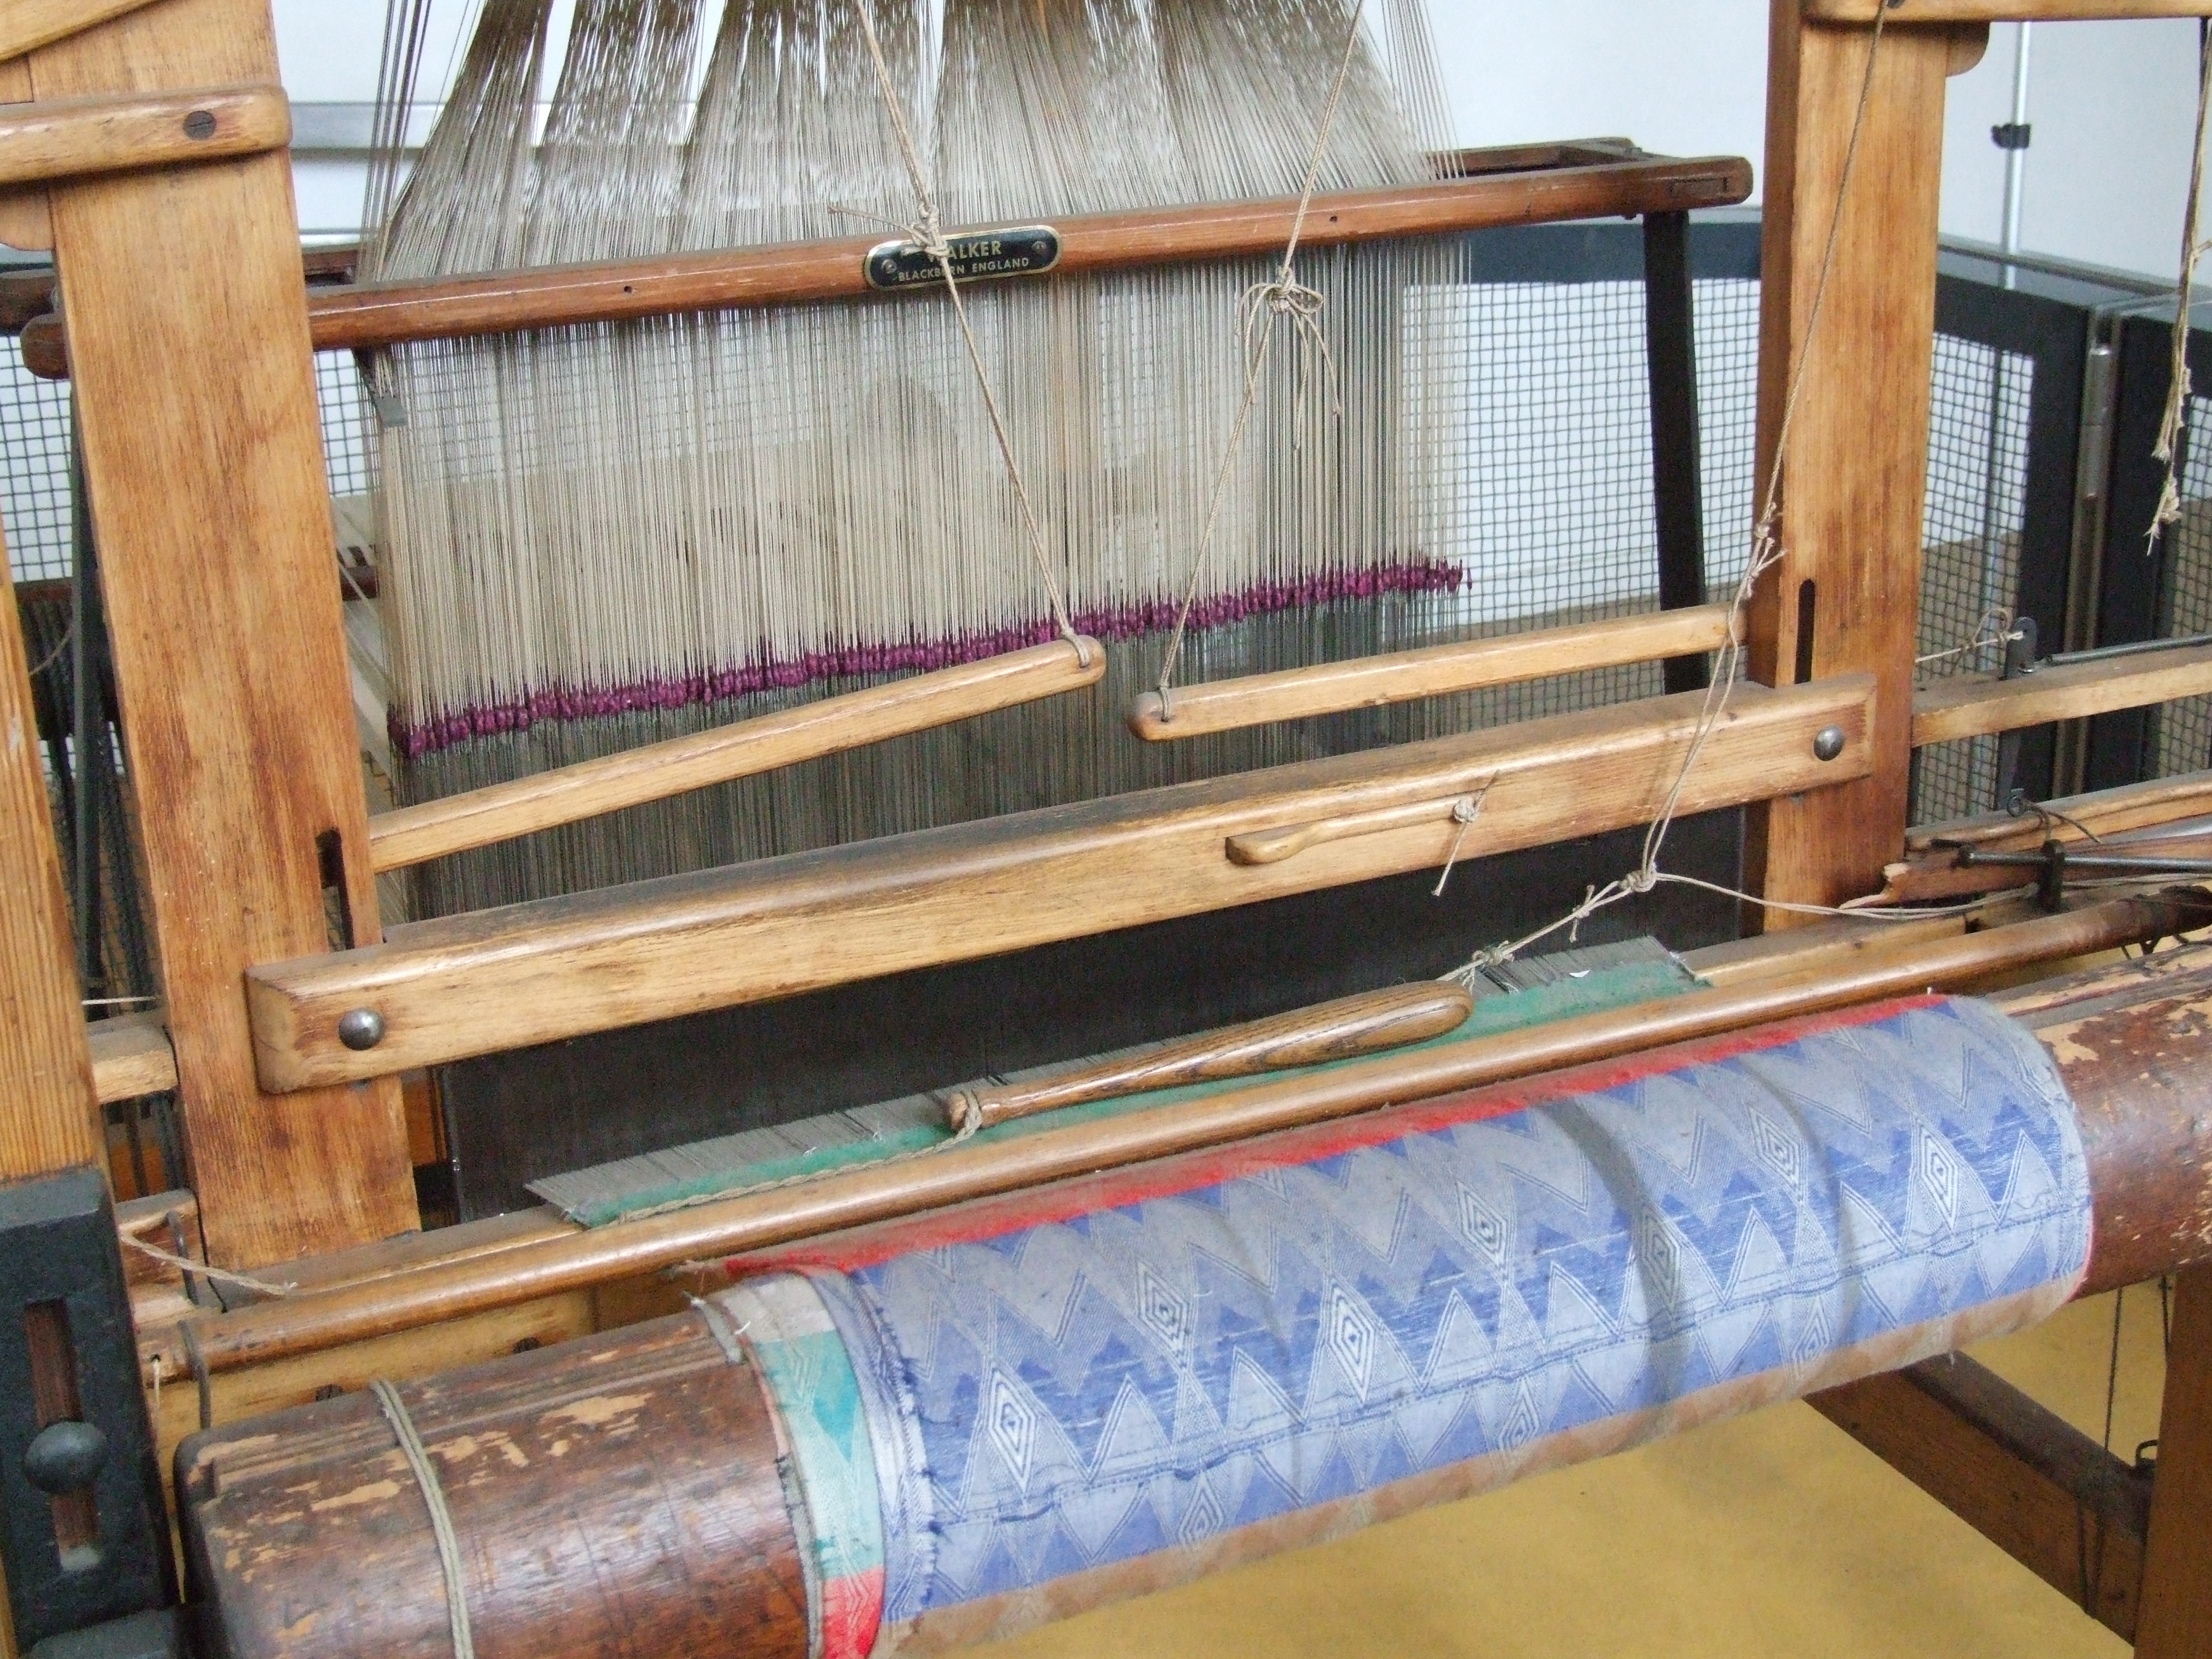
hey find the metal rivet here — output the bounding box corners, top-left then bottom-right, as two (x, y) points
(183, 110), (218, 141)
(336, 1008), (386, 1051)
(24, 1419), (107, 1495)
(1812, 725), (1847, 762)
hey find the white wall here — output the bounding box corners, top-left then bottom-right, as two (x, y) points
(274, 1), (2202, 278)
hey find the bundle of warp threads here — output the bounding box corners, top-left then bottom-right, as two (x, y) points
(356, 0), (1620, 918)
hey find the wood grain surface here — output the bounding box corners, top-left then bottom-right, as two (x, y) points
(249, 676), (1874, 1091)
(1126, 606), (1734, 742)
(0, 0), (162, 62)
(0, 82), (286, 187)
(2137, 1264), (2212, 1657)
(1911, 643), (2212, 749)
(1745, 10), (1955, 920)
(34, 0), (415, 1265)
(0, 536), (103, 1180)
(942, 982), (1476, 1129)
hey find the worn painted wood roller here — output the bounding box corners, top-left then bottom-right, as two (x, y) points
(177, 945), (2212, 1659)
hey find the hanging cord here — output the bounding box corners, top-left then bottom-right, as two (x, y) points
(1451, 7), (1896, 977)
(2150, 21), (2212, 557)
(117, 1230), (296, 1299)
(1152, 0), (1370, 719)
(844, 2), (1089, 667)
(371, 1377), (476, 1659)
(1914, 606), (2022, 679)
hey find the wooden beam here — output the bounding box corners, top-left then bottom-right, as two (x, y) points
(2137, 1265), (2212, 1656)
(0, 0), (162, 63)
(1744, 10), (1956, 920)
(1125, 605), (1734, 743)
(86, 1012), (174, 1103)
(306, 153), (1753, 355)
(33, 0), (416, 1266)
(247, 675), (1874, 1091)
(0, 84), (287, 188)
(0, 537), (103, 1181)
(1809, 1354), (2150, 1639)
(1809, 0), (2211, 19)
(1911, 642), (2212, 749)
(370, 639), (1106, 873)
(1908, 767), (2212, 852)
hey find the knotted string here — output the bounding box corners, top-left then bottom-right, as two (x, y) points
(2149, 22), (2212, 557)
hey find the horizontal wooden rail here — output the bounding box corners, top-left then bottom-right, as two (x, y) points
(0, 0), (164, 62)
(87, 1013), (175, 1103)
(304, 153), (1750, 353)
(0, 85), (287, 188)
(1910, 641), (2212, 750)
(1808, 0), (2209, 18)
(188, 890), (2211, 1376)
(14, 147), (1752, 379)
(246, 675), (1873, 1091)
(1128, 605), (1733, 741)
(1908, 767), (2212, 854)
(1809, 1354), (2150, 1641)
(369, 639), (1106, 872)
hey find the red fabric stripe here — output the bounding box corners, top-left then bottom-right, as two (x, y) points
(731, 994), (1946, 1278)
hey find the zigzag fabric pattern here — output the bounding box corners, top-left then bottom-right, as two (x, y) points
(725, 995), (2092, 1655)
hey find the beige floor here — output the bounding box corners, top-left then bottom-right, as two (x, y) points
(977, 1287), (2171, 1658)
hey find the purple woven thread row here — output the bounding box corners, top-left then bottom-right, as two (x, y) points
(390, 559), (1465, 759)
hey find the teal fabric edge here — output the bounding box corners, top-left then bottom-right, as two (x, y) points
(559, 956), (1703, 1226)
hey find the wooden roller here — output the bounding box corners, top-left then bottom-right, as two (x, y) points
(369, 637), (1107, 872)
(936, 980), (1475, 1130)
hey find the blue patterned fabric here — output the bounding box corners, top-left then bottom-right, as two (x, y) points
(765, 996), (2090, 1634)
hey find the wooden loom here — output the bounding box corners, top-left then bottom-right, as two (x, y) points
(4, 0), (2212, 1654)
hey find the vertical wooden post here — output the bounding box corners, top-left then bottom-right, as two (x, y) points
(1743, 7), (1959, 918)
(2137, 1265), (2212, 1658)
(27, 0), (417, 1266)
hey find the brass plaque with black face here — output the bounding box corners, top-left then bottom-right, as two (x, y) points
(864, 226), (1062, 291)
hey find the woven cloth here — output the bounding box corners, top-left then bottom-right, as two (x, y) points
(719, 994), (2092, 1655)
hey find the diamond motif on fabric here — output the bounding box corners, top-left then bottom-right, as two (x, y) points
(1918, 1126), (1964, 1232)
(1327, 1285), (1379, 1402)
(1637, 1207), (1681, 1302)
(1747, 1107), (1802, 1188)
(1497, 1383), (1543, 1451)
(984, 1371), (1037, 1494)
(1136, 1262), (1192, 1358)
(1457, 1183), (1510, 1265)
(1177, 1478), (1226, 1545)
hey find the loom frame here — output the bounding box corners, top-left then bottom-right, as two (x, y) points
(4, 0), (2212, 1653)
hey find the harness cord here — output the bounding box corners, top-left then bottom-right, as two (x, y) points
(1153, 0), (1370, 718)
(2149, 19), (2212, 558)
(845, 0), (1090, 667)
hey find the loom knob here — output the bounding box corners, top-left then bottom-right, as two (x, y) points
(1812, 725), (1847, 763)
(24, 1419), (106, 1495)
(337, 1008), (387, 1051)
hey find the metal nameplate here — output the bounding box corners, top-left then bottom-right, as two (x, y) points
(864, 226), (1062, 292)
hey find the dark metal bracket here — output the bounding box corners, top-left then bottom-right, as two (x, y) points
(0, 1168), (172, 1651)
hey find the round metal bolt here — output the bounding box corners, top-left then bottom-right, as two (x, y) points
(1812, 725), (1847, 763)
(336, 1007), (387, 1051)
(24, 1419), (107, 1495)
(183, 109), (218, 141)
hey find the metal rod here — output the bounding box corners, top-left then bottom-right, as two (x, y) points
(2003, 22), (2033, 281)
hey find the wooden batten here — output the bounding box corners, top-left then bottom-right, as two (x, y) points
(1127, 604), (1734, 743)
(86, 1012), (175, 1103)
(32, 0), (415, 1266)
(2138, 1266), (2212, 1656)
(1911, 642), (2212, 749)
(0, 0), (165, 63)
(0, 83), (288, 189)
(370, 638), (1107, 873)
(1745, 10), (1958, 920)
(306, 152), (1752, 353)
(247, 675), (1875, 1091)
